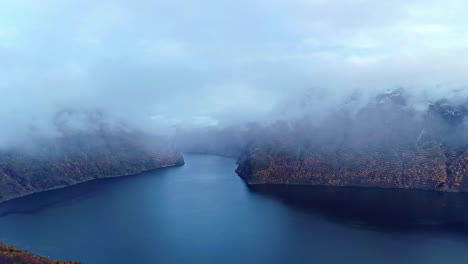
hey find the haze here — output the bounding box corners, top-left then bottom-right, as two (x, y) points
(1, 0), (468, 147)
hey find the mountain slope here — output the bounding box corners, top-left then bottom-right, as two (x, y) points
(0, 132), (184, 203)
(237, 92), (467, 192)
(0, 242), (81, 264)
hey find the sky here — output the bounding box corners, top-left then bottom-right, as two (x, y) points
(0, 0), (467, 144)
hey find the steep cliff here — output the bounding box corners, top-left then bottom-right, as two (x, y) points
(237, 145), (467, 191)
(0, 132), (184, 203)
(237, 92), (468, 192)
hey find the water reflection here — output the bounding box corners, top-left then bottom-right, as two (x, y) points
(0, 170), (156, 217)
(248, 184), (468, 235)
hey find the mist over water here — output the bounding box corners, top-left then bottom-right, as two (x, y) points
(0, 2), (467, 264)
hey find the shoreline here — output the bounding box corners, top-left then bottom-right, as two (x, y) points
(0, 162), (184, 204)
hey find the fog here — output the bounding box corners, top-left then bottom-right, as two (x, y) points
(0, 0), (467, 149)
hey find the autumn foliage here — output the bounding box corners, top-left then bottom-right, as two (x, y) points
(0, 242), (81, 264)
(0, 132), (184, 202)
(236, 91), (467, 192)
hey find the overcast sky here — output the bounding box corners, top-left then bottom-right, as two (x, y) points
(0, 0), (467, 143)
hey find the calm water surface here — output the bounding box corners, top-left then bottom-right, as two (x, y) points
(0, 154), (468, 264)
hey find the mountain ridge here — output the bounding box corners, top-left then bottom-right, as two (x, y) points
(236, 92), (467, 192)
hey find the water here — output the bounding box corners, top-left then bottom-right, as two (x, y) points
(0, 154), (468, 264)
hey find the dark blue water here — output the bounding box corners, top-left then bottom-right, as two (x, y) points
(1, 154), (468, 264)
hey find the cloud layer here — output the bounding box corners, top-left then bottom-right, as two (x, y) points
(0, 0), (467, 145)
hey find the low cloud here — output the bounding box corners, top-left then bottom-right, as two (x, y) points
(0, 0), (467, 147)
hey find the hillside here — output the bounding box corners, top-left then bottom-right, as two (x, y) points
(0, 242), (81, 264)
(236, 91), (467, 192)
(0, 132), (184, 202)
